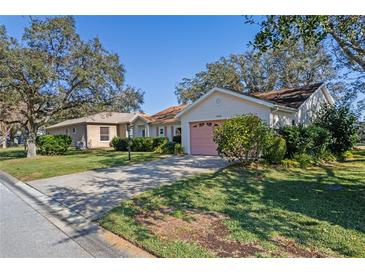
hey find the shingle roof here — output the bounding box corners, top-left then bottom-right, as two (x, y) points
(248, 83), (323, 109)
(150, 105), (189, 124)
(47, 112), (138, 129)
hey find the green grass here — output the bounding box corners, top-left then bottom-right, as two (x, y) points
(0, 147), (162, 181)
(101, 149), (365, 258)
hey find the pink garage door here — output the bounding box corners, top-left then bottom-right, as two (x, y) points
(190, 120), (223, 155)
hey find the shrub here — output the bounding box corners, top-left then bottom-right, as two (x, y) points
(36, 135), (72, 155)
(154, 140), (176, 154)
(279, 124), (331, 159)
(264, 136), (286, 164)
(213, 114), (273, 164)
(110, 137), (169, 152)
(281, 159), (300, 168)
(131, 137), (154, 152)
(174, 143), (184, 155)
(313, 105), (358, 155)
(338, 150), (354, 161)
(293, 153), (314, 168)
(278, 125), (303, 157)
(172, 135), (181, 144)
(110, 136), (129, 151)
(152, 137), (168, 149)
(318, 150), (337, 162)
(305, 126), (331, 157)
(154, 139), (184, 155)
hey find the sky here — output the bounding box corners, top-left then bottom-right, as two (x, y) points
(0, 16), (260, 114)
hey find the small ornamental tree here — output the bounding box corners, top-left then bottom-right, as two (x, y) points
(213, 114), (273, 164)
(313, 105), (358, 154)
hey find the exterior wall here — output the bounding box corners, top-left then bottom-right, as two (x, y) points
(132, 118), (149, 137)
(47, 123), (87, 147)
(149, 122), (181, 141)
(270, 110), (295, 128)
(86, 124), (117, 148)
(117, 123), (128, 138)
(295, 88), (329, 125)
(180, 91), (271, 154)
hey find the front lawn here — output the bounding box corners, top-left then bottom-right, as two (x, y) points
(0, 147), (162, 181)
(101, 149), (365, 258)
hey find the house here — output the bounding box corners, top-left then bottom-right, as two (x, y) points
(46, 105), (187, 149)
(47, 83), (334, 155)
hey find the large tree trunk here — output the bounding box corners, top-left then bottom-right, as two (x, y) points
(2, 136), (6, 148)
(27, 131), (37, 158)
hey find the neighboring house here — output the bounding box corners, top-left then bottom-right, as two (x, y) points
(47, 83), (334, 155)
(46, 106), (187, 149)
(47, 112), (137, 148)
(126, 105), (187, 141)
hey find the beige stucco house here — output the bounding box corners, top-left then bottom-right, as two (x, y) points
(46, 105), (187, 149)
(47, 83), (334, 155)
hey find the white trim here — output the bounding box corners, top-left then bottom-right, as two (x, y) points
(296, 83), (334, 111)
(130, 114), (151, 124)
(321, 84), (335, 105)
(176, 87), (296, 118)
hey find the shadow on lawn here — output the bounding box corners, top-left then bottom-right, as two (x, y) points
(127, 163), (365, 256)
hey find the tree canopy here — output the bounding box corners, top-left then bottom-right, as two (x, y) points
(0, 16), (144, 157)
(251, 15), (364, 119)
(175, 40), (335, 104)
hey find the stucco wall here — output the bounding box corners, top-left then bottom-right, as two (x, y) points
(180, 91), (271, 154)
(117, 123), (128, 138)
(149, 123), (181, 141)
(47, 123), (87, 147)
(86, 124), (117, 148)
(270, 111), (294, 128)
(296, 88), (329, 125)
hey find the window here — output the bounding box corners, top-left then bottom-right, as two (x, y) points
(100, 127), (110, 141)
(72, 127), (76, 134)
(65, 128), (68, 135)
(159, 127), (164, 137)
(142, 129), (146, 137)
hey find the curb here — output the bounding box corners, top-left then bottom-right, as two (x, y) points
(0, 171), (154, 258)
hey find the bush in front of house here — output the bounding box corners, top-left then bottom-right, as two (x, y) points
(131, 137), (154, 152)
(110, 136), (129, 151)
(279, 124), (331, 159)
(153, 138), (184, 155)
(213, 114), (273, 164)
(36, 134), (72, 155)
(313, 104), (358, 155)
(110, 136), (170, 152)
(152, 137), (168, 149)
(263, 135), (287, 164)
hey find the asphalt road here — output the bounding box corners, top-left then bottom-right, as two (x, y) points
(0, 183), (91, 258)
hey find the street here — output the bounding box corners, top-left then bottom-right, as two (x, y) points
(0, 183), (91, 258)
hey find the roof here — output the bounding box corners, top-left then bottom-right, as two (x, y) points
(47, 112), (138, 129)
(248, 83), (324, 109)
(177, 83), (327, 118)
(150, 105), (189, 124)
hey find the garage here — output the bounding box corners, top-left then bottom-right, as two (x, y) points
(190, 120), (223, 155)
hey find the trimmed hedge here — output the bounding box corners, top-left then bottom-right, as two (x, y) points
(36, 135), (72, 155)
(110, 137), (129, 151)
(110, 136), (169, 152)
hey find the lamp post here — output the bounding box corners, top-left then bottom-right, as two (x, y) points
(127, 123), (131, 161)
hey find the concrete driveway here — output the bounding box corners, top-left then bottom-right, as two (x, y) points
(28, 155), (227, 220)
